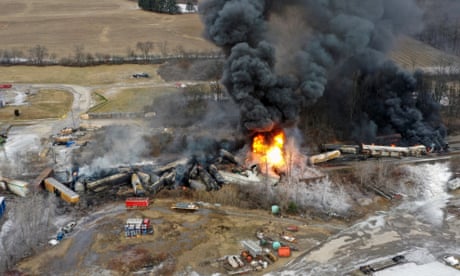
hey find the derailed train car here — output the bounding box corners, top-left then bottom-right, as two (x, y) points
(308, 150), (342, 165)
(361, 144), (427, 157)
(44, 177), (79, 204)
(321, 143), (428, 159)
(131, 173), (146, 196)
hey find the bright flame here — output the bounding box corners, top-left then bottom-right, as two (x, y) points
(252, 130), (285, 172)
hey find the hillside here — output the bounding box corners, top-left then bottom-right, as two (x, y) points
(0, 0), (216, 58)
(1, 0), (459, 74)
(389, 36), (460, 73)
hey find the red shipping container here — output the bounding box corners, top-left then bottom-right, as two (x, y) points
(125, 197), (149, 209)
(0, 84), (12, 89)
(278, 246), (291, 257)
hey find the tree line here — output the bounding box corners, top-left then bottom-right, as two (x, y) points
(0, 42), (223, 67)
(416, 0), (460, 56)
(138, 0), (197, 14)
(0, 192), (58, 273)
(138, 0), (178, 14)
(417, 20), (460, 56)
(138, 0), (177, 14)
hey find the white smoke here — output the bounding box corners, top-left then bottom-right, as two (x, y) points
(269, 150), (352, 215)
(77, 125), (150, 178)
(298, 177), (352, 215)
(396, 162), (452, 226)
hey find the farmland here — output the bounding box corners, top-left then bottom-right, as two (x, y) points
(0, 64), (163, 85)
(0, 0), (216, 59)
(389, 36), (460, 72)
(1, 0), (459, 71)
(0, 89), (72, 121)
(1, 1), (460, 275)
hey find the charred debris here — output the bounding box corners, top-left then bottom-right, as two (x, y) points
(79, 148), (275, 197)
(1, 122), (448, 207)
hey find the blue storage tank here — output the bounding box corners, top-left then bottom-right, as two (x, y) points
(56, 231), (65, 241)
(66, 141), (75, 147)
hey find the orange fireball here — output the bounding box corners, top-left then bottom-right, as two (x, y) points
(252, 130), (285, 172)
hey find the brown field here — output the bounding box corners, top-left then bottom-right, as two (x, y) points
(0, 0), (217, 58)
(0, 89), (72, 121)
(0, 64), (163, 85)
(1, 0), (458, 72)
(389, 36), (460, 71)
(90, 86), (179, 113)
(1, 0), (459, 123)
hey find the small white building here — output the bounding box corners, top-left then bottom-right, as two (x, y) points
(176, 3), (198, 13)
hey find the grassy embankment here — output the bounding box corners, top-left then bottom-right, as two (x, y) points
(0, 89), (72, 121)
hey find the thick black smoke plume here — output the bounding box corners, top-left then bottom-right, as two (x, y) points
(199, 0), (447, 149)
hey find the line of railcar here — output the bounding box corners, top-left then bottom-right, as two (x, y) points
(44, 177), (79, 204)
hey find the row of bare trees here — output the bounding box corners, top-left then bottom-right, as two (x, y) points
(417, 19), (460, 56)
(0, 41), (223, 66)
(0, 192), (58, 273)
(416, 0), (460, 56)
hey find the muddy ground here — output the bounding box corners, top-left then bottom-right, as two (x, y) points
(11, 130), (459, 276)
(8, 138), (459, 276)
(14, 193), (357, 276)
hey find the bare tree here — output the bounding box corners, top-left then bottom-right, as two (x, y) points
(157, 41), (169, 57)
(0, 192), (57, 273)
(86, 53), (95, 65)
(1, 48), (24, 64)
(74, 45), (86, 66)
(28, 45), (49, 65)
(126, 47), (136, 59)
(136, 41), (154, 62)
(49, 52), (58, 64)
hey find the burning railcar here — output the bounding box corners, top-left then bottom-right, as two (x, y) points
(321, 143), (428, 159)
(198, 0), (448, 157)
(361, 144), (427, 158)
(249, 130), (287, 175)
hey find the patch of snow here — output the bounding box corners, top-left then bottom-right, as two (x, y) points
(397, 163), (451, 226)
(375, 261), (459, 276)
(447, 178), (460, 191)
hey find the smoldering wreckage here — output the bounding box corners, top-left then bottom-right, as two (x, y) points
(0, 122), (451, 274)
(1, 0), (458, 274)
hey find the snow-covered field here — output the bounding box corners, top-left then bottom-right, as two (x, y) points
(269, 162), (460, 275)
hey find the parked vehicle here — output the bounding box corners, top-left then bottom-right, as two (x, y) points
(61, 221), (77, 233)
(56, 231), (65, 241)
(442, 255), (460, 269)
(48, 239), (59, 246)
(0, 197), (5, 219)
(285, 225), (299, 232)
(359, 255), (406, 274)
(280, 233), (296, 243)
(227, 255), (244, 268)
(132, 72), (149, 78)
(171, 202), (199, 211)
(0, 84), (12, 89)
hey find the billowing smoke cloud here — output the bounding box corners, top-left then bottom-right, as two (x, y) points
(72, 125), (151, 178)
(200, 0), (298, 133)
(199, 0), (447, 149)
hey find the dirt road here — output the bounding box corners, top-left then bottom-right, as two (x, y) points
(15, 197), (348, 275)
